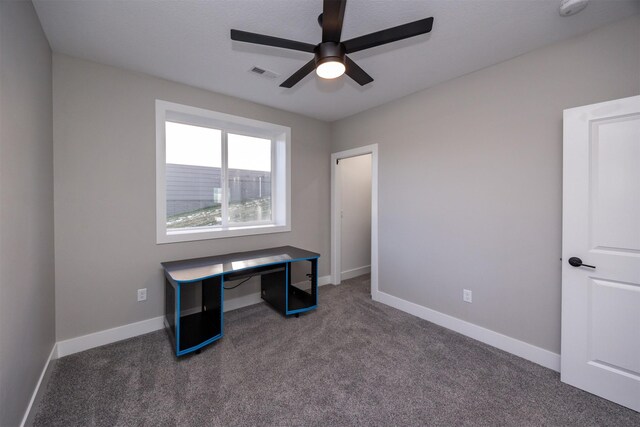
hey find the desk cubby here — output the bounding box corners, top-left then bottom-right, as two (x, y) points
(164, 275), (223, 356)
(261, 259), (317, 316)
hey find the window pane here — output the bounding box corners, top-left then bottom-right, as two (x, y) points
(165, 121), (222, 228)
(227, 133), (272, 223)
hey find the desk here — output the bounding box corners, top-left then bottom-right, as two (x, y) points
(162, 246), (319, 356)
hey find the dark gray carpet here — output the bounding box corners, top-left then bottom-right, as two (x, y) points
(33, 275), (639, 426)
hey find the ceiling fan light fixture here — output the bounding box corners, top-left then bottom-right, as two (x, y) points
(316, 59), (345, 79)
(315, 42), (346, 79)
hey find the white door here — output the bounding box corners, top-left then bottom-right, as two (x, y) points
(561, 95), (640, 411)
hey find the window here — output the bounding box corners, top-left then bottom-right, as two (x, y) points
(156, 100), (290, 243)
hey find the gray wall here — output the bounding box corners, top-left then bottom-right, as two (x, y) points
(339, 154), (371, 276)
(331, 16), (640, 354)
(53, 54), (331, 341)
(0, 1), (55, 425)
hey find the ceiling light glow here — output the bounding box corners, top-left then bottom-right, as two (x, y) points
(316, 60), (345, 79)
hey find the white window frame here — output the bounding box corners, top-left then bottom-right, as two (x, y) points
(156, 100), (291, 244)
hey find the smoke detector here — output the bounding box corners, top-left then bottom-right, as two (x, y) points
(559, 0), (589, 17)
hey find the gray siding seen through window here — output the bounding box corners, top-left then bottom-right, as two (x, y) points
(166, 163), (271, 217)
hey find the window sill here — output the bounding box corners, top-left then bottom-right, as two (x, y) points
(157, 223), (291, 244)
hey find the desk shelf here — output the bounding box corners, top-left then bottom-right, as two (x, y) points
(179, 309), (222, 351)
(288, 285), (316, 311)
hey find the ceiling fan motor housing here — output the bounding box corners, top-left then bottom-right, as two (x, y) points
(315, 42), (346, 66)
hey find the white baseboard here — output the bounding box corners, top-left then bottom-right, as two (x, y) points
(318, 275), (332, 286)
(341, 265), (371, 281)
(55, 277), (559, 375)
(373, 290), (561, 372)
(20, 343), (57, 427)
(56, 316), (165, 358)
(23, 277), (555, 424)
(55, 275), (332, 359)
(223, 292), (263, 312)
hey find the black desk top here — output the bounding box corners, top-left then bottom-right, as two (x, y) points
(161, 246), (320, 283)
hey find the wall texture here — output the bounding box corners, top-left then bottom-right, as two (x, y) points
(339, 154), (371, 277)
(331, 16), (640, 354)
(53, 54), (331, 341)
(0, 1), (55, 425)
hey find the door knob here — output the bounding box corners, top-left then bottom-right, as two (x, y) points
(568, 257), (596, 269)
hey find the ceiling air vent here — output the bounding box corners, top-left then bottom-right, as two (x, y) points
(249, 66), (279, 79)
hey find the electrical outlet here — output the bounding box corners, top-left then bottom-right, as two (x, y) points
(463, 289), (472, 303)
(137, 288), (147, 302)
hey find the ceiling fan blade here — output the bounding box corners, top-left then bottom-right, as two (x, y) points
(280, 59), (317, 88)
(342, 17), (433, 54)
(344, 56), (373, 86)
(231, 29), (316, 53)
(322, 0), (347, 42)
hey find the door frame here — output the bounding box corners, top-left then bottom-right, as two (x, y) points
(330, 144), (378, 297)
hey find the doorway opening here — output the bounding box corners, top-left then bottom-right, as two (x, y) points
(331, 144), (378, 298)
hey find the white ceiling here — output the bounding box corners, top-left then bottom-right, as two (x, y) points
(33, 0), (639, 122)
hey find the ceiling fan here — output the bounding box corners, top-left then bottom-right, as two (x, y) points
(230, 0), (434, 88)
